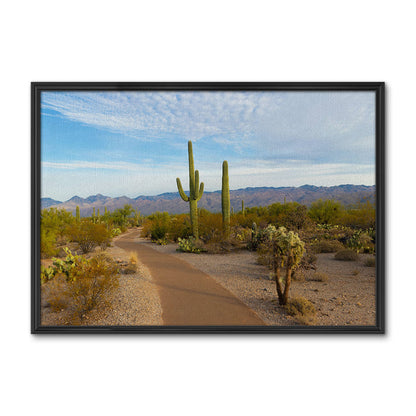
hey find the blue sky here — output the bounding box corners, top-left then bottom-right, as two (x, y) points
(41, 90), (375, 200)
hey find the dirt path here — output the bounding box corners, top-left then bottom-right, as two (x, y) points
(115, 230), (265, 326)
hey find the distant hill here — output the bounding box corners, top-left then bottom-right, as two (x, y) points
(41, 185), (375, 216)
(40, 197), (62, 208)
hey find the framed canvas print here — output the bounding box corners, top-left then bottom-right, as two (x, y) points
(31, 82), (385, 333)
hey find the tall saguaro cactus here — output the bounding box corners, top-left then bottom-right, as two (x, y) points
(176, 141), (204, 239)
(76, 205), (80, 222)
(222, 160), (230, 236)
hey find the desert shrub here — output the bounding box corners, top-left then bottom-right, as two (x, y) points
(309, 272), (329, 282)
(150, 221), (169, 241)
(346, 230), (375, 254)
(198, 212), (224, 243)
(308, 199), (343, 225)
(285, 297), (316, 325)
(364, 257), (376, 267)
(40, 227), (59, 258)
(334, 249), (359, 261)
(168, 215), (192, 241)
(339, 200), (376, 230)
(111, 227), (122, 238)
(313, 239), (345, 253)
(67, 221), (111, 253)
(121, 252), (138, 274)
(247, 223), (270, 251)
(177, 237), (205, 253)
(141, 212), (170, 242)
(41, 249), (119, 320)
(109, 204), (136, 228)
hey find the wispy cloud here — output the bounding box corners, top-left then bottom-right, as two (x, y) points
(41, 90), (376, 199)
(41, 90), (375, 164)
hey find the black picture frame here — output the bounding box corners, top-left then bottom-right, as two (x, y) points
(32, 82), (385, 334)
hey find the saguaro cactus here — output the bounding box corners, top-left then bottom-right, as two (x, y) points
(241, 200), (245, 216)
(92, 207), (96, 223)
(76, 205), (80, 223)
(176, 141), (204, 239)
(222, 160), (230, 236)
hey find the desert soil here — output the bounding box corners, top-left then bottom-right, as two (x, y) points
(138, 235), (376, 326)
(41, 228), (376, 327)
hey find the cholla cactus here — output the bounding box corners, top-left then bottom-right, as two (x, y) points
(261, 225), (305, 305)
(176, 141), (204, 239)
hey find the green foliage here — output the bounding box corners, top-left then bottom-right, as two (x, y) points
(198, 212), (224, 243)
(67, 221), (111, 253)
(168, 214), (192, 241)
(346, 229), (374, 253)
(177, 237), (205, 253)
(109, 204), (136, 228)
(308, 199), (343, 225)
(40, 208), (76, 257)
(176, 141), (204, 239)
(222, 160), (230, 236)
(340, 200), (375, 229)
(247, 222), (269, 251)
(111, 227), (122, 238)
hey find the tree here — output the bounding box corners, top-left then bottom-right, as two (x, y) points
(67, 221), (111, 253)
(259, 225), (305, 305)
(308, 199), (343, 225)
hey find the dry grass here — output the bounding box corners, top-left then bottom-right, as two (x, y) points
(334, 249), (359, 261)
(364, 257), (376, 267)
(313, 239), (345, 253)
(308, 272), (329, 282)
(285, 297), (316, 325)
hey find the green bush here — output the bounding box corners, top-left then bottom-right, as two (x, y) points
(308, 199), (343, 225)
(177, 237), (205, 253)
(334, 249), (359, 261)
(67, 221), (111, 253)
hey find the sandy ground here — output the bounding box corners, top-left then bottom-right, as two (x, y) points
(143, 240), (376, 326)
(41, 229), (376, 327)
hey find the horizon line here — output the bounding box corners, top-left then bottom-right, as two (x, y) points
(41, 183), (376, 202)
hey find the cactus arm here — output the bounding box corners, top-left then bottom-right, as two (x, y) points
(197, 181), (204, 201)
(176, 178), (189, 202)
(194, 170), (200, 200)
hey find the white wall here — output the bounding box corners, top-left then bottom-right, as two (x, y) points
(1, 1), (412, 415)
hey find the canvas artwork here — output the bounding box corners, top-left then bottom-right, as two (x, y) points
(32, 83), (384, 333)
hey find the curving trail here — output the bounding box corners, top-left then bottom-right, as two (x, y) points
(115, 230), (265, 326)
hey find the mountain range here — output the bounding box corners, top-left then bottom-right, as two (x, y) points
(41, 184), (376, 216)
